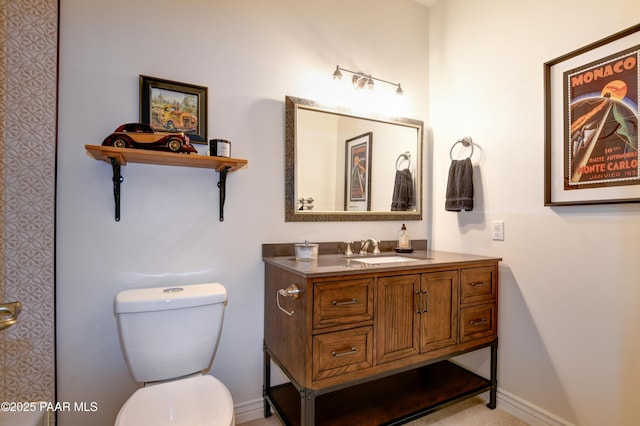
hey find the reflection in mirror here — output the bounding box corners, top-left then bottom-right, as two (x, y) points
(285, 96), (423, 222)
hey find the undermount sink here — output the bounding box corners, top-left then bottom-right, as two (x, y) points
(351, 256), (418, 264)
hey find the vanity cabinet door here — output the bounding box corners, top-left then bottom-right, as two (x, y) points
(375, 274), (421, 364)
(419, 271), (459, 352)
(375, 271), (459, 364)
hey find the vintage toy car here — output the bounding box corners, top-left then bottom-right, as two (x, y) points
(101, 123), (197, 154)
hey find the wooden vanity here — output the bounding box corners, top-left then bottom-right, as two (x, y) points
(263, 242), (500, 426)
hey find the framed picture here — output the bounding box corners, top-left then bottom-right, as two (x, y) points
(544, 24), (640, 205)
(140, 75), (208, 143)
(345, 132), (372, 211)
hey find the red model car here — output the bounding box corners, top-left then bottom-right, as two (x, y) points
(101, 123), (197, 154)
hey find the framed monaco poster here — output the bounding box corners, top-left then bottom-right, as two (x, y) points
(544, 24), (640, 205)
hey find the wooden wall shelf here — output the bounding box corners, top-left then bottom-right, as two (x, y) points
(85, 144), (247, 171)
(85, 145), (248, 222)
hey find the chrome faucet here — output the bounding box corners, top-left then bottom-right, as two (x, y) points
(359, 238), (380, 255)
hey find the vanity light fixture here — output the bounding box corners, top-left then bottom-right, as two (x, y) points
(332, 65), (403, 95)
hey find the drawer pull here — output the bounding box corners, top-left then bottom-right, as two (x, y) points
(422, 290), (429, 313)
(332, 347), (357, 357)
(332, 298), (357, 306)
(469, 318), (487, 326)
(469, 281), (488, 287)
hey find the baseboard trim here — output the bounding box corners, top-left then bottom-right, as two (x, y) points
(234, 397), (266, 424)
(233, 389), (575, 425)
(495, 388), (575, 426)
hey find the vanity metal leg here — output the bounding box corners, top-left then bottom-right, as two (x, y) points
(263, 344), (272, 418)
(487, 337), (498, 409)
(302, 388), (316, 426)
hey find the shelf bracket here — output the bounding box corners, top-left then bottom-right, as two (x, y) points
(86, 146), (246, 222)
(217, 166), (231, 221)
(110, 157), (123, 222)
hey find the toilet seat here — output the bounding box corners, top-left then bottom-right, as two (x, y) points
(115, 375), (234, 426)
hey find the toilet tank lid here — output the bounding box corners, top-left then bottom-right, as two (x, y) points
(114, 283), (227, 314)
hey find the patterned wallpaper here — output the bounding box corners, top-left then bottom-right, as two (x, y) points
(0, 0), (57, 419)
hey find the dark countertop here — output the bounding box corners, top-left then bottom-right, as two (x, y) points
(263, 246), (501, 278)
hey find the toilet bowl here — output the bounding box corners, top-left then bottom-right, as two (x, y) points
(115, 375), (234, 426)
(113, 283), (234, 426)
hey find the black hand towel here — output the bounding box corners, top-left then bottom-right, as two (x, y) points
(391, 169), (414, 211)
(445, 158), (473, 211)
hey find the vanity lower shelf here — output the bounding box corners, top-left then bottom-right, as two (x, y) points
(265, 360), (492, 426)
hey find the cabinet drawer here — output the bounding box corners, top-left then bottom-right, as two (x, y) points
(460, 303), (496, 342)
(313, 278), (374, 328)
(460, 266), (496, 304)
(312, 326), (373, 380)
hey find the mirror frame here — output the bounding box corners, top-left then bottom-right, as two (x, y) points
(285, 96), (424, 222)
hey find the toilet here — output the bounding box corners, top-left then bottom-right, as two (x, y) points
(113, 283), (235, 426)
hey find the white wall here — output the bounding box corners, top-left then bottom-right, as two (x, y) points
(297, 110), (340, 210)
(56, 1), (429, 425)
(428, 1), (640, 425)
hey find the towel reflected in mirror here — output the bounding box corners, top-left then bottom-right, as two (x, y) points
(391, 168), (415, 211)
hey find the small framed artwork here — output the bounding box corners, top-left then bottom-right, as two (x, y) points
(345, 132), (372, 211)
(140, 75), (208, 143)
(544, 24), (640, 205)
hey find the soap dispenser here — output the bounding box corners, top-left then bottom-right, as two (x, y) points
(397, 224), (411, 252)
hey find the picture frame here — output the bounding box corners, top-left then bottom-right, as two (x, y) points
(140, 75), (208, 143)
(544, 24), (640, 206)
(345, 132), (372, 211)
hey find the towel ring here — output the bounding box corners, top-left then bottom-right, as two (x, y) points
(396, 151), (412, 170)
(449, 137), (474, 161)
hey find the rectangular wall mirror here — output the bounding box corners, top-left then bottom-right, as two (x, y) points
(285, 96), (424, 221)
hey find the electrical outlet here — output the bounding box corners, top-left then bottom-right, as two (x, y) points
(492, 221), (504, 241)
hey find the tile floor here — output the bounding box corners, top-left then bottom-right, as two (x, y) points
(240, 396), (529, 425)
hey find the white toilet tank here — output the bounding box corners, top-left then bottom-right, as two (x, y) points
(114, 283), (227, 383)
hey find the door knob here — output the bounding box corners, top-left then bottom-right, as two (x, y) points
(0, 301), (22, 331)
